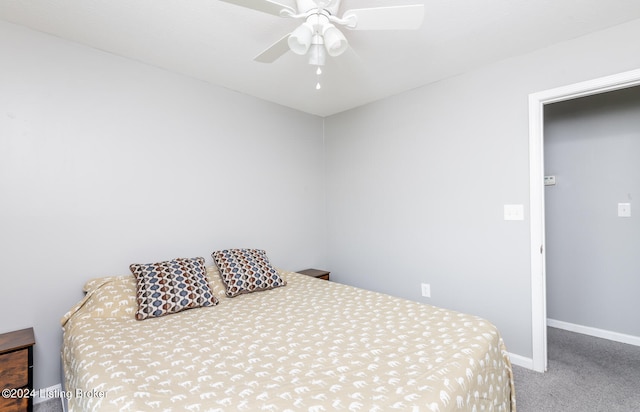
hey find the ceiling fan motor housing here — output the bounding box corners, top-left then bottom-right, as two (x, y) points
(296, 0), (341, 15)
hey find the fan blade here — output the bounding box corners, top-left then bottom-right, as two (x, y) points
(219, 0), (295, 17)
(342, 5), (424, 30)
(254, 34), (291, 63)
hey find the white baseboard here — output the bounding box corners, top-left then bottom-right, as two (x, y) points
(547, 319), (640, 347)
(508, 352), (534, 370)
(33, 383), (63, 405)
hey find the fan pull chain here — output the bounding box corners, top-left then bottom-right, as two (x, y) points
(315, 66), (322, 90)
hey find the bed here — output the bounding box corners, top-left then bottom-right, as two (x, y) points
(61, 258), (515, 412)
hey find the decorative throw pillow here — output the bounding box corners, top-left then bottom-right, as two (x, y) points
(130, 257), (218, 320)
(212, 249), (286, 297)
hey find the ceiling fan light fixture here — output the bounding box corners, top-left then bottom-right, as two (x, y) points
(322, 24), (348, 57)
(288, 21), (314, 55)
(308, 43), (326, 66)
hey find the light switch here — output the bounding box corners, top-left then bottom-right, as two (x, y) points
(504, 204), (524, 221)
(421, 283), (431, 298)
(618, 203), (631, 217)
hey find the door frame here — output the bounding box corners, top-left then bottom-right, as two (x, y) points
(528, 68), (640, 372)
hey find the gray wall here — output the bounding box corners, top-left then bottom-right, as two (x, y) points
(0, 20), (326, 390)
(544, 86), (640, 337)
(324, 18), (640, 359)
(3, 12), (640, 390)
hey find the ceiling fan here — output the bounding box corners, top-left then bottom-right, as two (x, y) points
(220, 0), (425, 66)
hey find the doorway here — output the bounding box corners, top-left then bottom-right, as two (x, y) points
(528, 68), (640, 372)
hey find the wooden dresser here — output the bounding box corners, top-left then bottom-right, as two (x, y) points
(0, 328), (35, 412)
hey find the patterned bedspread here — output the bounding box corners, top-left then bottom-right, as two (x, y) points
(61, 267), (515, 411)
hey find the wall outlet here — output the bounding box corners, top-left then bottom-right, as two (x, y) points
(504, 204), (524, 221)
(421, 283), (431, 298)
(544, 175), (557, 186)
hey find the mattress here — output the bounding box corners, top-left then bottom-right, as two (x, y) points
(61, 267), (515, 411)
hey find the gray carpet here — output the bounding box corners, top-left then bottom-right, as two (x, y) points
(34, 397), (64, 412)
(513, 327), (640, 411)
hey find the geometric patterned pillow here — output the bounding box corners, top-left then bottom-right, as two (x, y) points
(211, 249), (286, 298)
(129, 257), (219, 320)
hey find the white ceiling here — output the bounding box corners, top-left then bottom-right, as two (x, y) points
(2, 0), (640, 116)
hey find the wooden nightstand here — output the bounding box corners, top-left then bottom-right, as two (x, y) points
(297, 269), (330, 281)
(0, 328), (35, 412)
